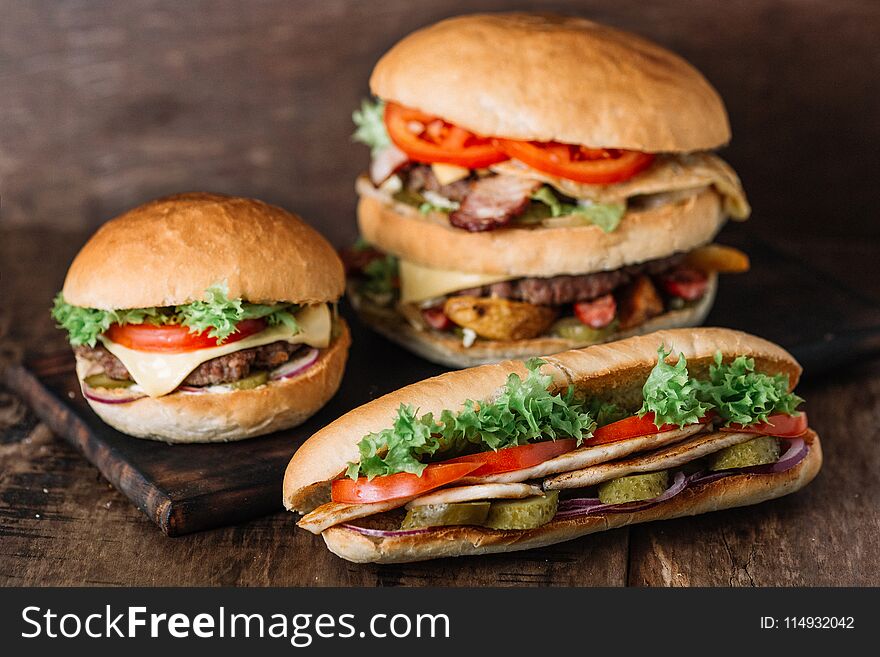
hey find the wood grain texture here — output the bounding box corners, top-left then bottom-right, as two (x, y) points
(1, 0), (879, 247)
(2, 0), (880, 586)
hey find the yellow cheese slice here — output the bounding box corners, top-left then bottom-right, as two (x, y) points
(431, 163), (470, 186)
(399, 259), (516, 304)
(98, 304), (331, 397)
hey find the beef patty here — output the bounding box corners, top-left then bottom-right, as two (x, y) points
(453, 254), (684, 306)
(75, 341), (304, 386)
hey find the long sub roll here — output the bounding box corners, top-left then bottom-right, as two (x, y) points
(283, 328), (821, 563)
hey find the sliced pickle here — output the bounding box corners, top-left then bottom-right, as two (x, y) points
(709, 436), (781, 471)
(401, 502), (491, 530)
(551, 317), (618, 342)
(392, 189), (426, 208)
(230, 371), (269, 390)
(598, 471), (669, 504)
(483, 491), (559, 530)
(83, 373), (134, 390)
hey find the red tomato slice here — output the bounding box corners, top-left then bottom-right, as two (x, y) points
(384, 103), (508, 168)
(660, 268), (709, 301)
(585, 412), (712, 446)
(331, 462), (480, 504)
(494, 139), (655, 184)
(105, 318), (267, 353)
(422, 307), (453, 331)
(720, 412), (808, 438)
(443, 439), (579, 476)
(574, 294), (617, 328)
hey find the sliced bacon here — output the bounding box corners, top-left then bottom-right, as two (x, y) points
(369, 144), (409, 185)
(449, 176), (542, 232)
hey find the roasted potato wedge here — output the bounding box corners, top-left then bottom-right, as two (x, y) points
(617, 275), (663, 330)
(684, 244), (750, 273)
(443, 295), (558, 340)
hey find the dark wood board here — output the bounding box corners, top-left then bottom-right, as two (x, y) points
(5, 224), (880, 537)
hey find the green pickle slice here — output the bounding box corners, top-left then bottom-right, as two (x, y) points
(709, 436), (781, 471)
(483, 491), (559, 530)
(598, 471), (669, 504)
(401, 502), (491, 530)
(83, 373), (134, 390)
(551, 317), (618, 342)
(230, 371), (269, 390)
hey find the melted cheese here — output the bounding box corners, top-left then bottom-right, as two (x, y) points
(431, 163), (470, 185)
(399, 259), (516, 304)
(98, 304), (331, 397)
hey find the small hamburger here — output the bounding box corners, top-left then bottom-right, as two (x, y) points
(51, 193), (350, 443)
(346, 13), (751, 368)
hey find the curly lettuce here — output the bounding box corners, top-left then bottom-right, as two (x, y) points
(177, 284), (299, 339)
(347, 358), (596, 479)
(530, 186), (625, 233)
(51, 295), (166, 347)
(639, 347), (711, 428)
(51, 284), (299, 347)
(352, 97), (390, 157)
(695, 352), (803, 426)
(361, 254), (399, 300)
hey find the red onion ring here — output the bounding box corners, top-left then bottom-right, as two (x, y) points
(556, 471), (688, 519)
(741, 437), (808, 474)
(269, 347), (320, 381)
(176, 385), (206, 393)
(82, 385), (146, 404)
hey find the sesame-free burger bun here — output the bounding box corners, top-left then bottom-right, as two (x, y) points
(370, 13), (730, 152)
(63, 193), (345, 310)
(76, 321), (351, 443)
(357, 179), (727, 277)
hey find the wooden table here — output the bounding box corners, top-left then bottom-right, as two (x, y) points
(2, 0), (879, 586)
(1, 228), (878, 587)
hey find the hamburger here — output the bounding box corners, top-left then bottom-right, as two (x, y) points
(346, 13), (751, 368)
(51, 193), (350, 443)
(283, 328), (819, 563)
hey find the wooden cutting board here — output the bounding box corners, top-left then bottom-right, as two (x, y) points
(6, 228), (880, 536)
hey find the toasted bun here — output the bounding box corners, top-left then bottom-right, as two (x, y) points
(283, 328), (800, 510)
(321, 430), (821, 563)
(350, 274), (717, 369)
(63, 193), (345, 309)
(77, 321), (350, 443)
(371, 13), (729, 152)
(357, 180), (727, 277)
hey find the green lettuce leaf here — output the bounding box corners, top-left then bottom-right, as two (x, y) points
(695, 352), (803, 426)
(639, 346), (711, 428)
(177, 283), (298, 341)
(585, 398), (629, 427)
(347, 358), (596, 479)
(352, 97), (390, 157)
(530, 186), (625, 232)
(361, 254), (399, 297)
(51, 294), (166, 347)
(52, 284), (299, 346)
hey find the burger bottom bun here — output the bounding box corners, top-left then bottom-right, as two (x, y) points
(350, 275), (716, 368)
(321, 429), (821, 564)
(75, 320), (351, 443)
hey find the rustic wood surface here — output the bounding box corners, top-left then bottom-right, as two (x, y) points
(1, 229), (879, 586)
(1, 0), (879, 585)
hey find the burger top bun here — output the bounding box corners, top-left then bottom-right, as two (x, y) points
(62, 193), (345, 310)
(370, 13), (730, 152)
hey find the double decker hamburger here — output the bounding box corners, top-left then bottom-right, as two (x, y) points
(346, 13), (751, 368)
